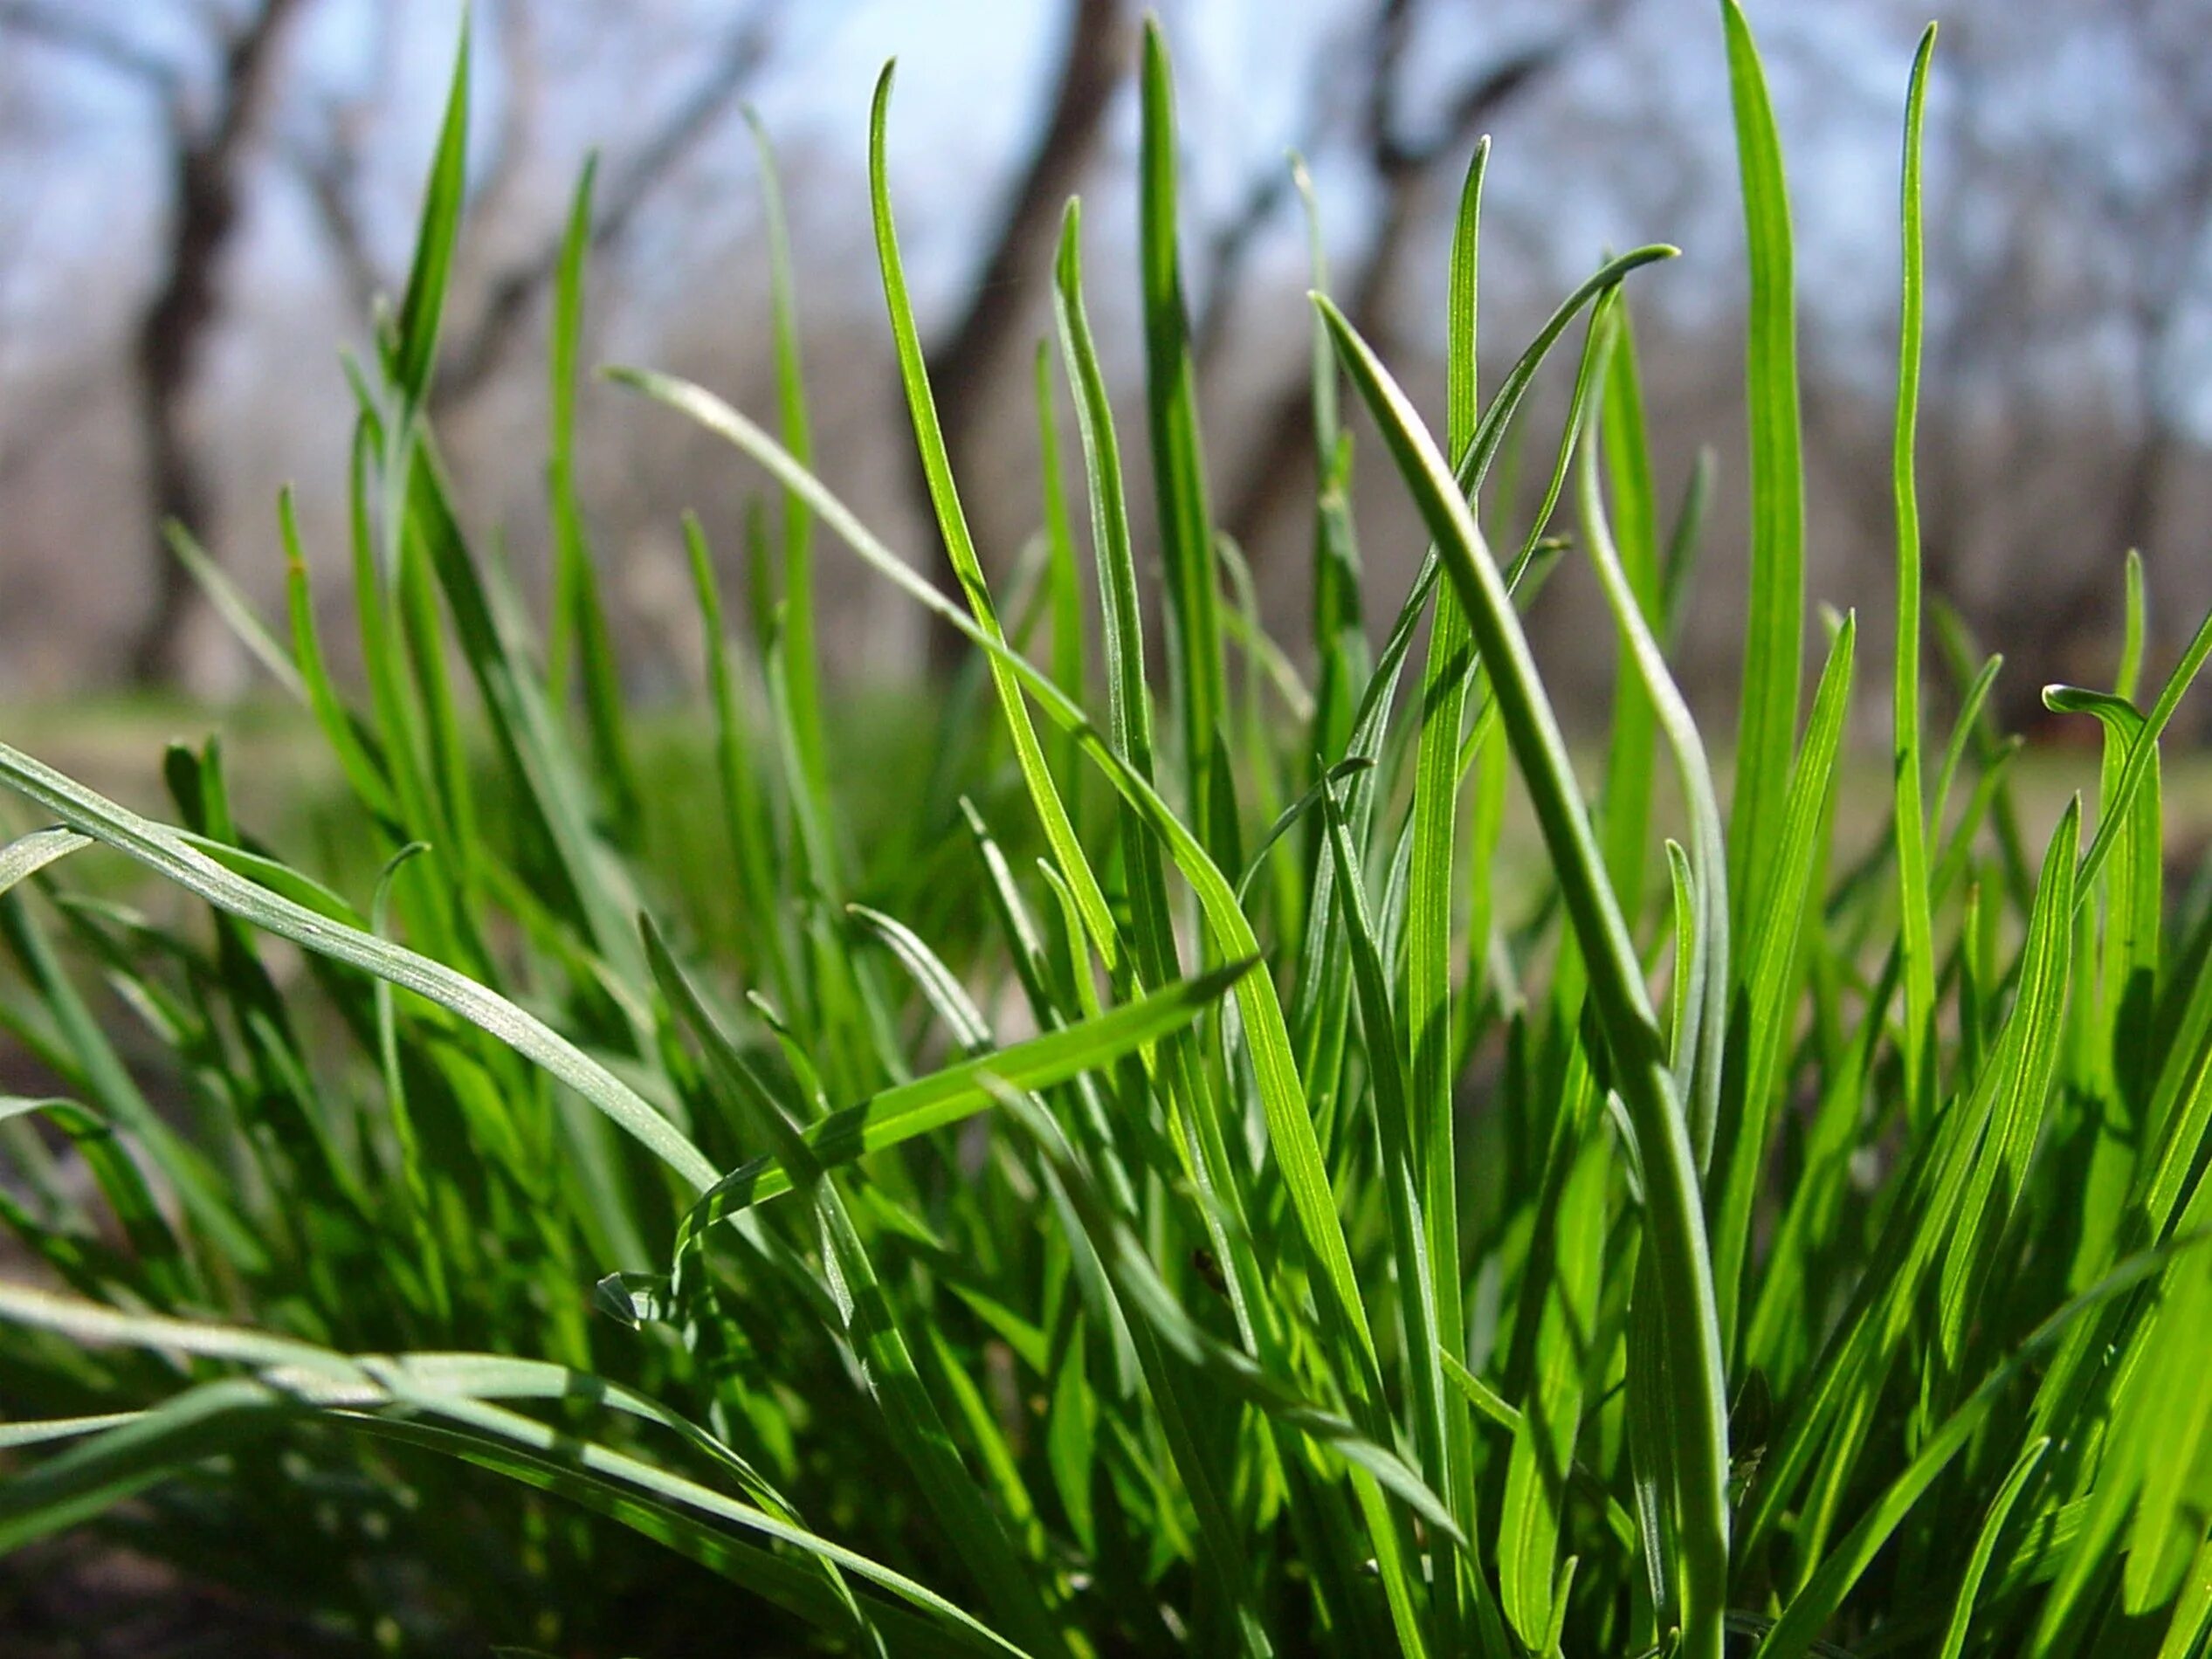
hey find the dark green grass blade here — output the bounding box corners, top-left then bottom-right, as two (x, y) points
(547, 154), (641, 825)
(388, 15), (469, 410)
(746, 107), (830, 816)
(1934, 1437), (2049, 1659)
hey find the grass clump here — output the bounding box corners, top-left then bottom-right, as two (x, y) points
(5, 10), (2212, 1657)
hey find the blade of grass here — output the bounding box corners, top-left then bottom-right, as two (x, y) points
(1720, 0), (1806, 934)
(1317, 293), (1731, 1659)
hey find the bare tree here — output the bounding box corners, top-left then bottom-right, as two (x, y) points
(900, 0), (1134, 668)
(1, 0), (307, 685)
(1209, 0), (1623, 562)
(295, 1), (784, 423)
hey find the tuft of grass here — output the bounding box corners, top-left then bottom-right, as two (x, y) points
(6, 10), (2212, 1658)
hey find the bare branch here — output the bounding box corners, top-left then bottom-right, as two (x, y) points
(0, 1), (180, 94)
(913, 0), (1134, 667)
(128, 0), (308, 683)
(1216, 0), (1613, 557)
(432, 7), (782, 407)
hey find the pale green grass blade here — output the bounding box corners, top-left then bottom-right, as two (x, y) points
(746, 107), (830, 816)
(1595, 301), (1663, 925)
(0, 829), (90, 898)
(1892, 25), (1939, 1110)
(1720, 0), (1806, 932)
(162, 520), (306, 699)
(1575, 313), (1731, 1173)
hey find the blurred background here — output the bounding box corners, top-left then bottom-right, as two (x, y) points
(2, 0), (2209, 733)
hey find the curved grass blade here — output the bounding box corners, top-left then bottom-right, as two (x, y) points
(0, 740), (717, 1190)
(0, 828), (91, 898)
(674, 960), (1253, 1234)
(1316, 293), (1731, 1659)
(1575, 311), (1731, 1174)
(868, 67), (1118, 974)
(2071, 597), (2212, 904)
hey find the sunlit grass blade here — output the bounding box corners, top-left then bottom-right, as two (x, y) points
(1892, 25), (1939, 1112)
(868, 67), (1118, 976)
(1405, 141), (1487, 1650)
(1138, 18), (1231, 864)
(1752, 1243), (2188, 1659)
(1720, 0), (1807, 933)
(672, 961), (1253, 1232)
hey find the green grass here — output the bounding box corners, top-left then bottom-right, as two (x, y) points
(6, 10), (2212, 1656)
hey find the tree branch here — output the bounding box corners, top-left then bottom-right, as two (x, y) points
(1216, 0), (1609, 558)
(431, 6), (782, 409)
(0, 1), (179, 93)
(910, 0), (1134, 669)
(112, 0), (307, 683)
